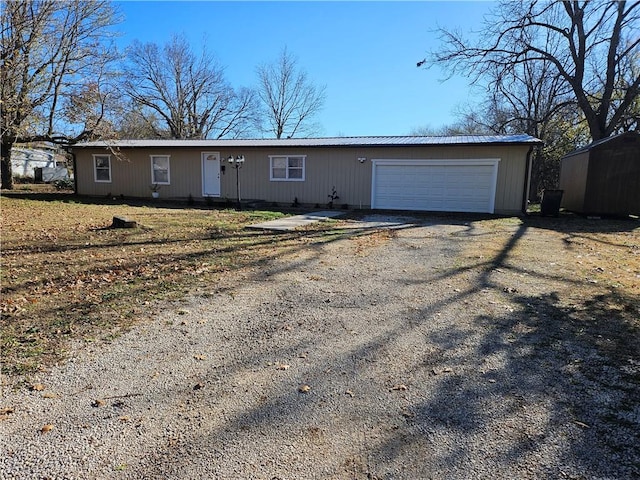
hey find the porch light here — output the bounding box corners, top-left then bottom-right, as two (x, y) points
(228, 155), (245, 164)
(227, 155), (245, 210)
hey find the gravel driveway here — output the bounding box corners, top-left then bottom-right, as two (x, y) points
(2, 216), (639, 479)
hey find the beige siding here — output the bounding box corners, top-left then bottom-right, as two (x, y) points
(368, 144), (530, 214)
(559, 152), (589, 212)
(74, 144), (531, 213)
(76, 148), (203, 199)
(239, 147), (372, 209)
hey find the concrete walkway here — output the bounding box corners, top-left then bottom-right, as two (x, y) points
(247, 210), (345, 231)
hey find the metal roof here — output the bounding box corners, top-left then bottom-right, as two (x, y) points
(73, 135), (542, 149)
(562, 131), (640, 158)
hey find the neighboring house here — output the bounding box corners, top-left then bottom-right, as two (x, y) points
(70, 135), (542, 214)
(559, 131), (640, 216)
(12, 146), (70, 181)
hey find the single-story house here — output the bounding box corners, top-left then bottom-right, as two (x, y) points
(70, 135), (542, 214)
(12, 146), (70, 181)
(559, 131), (640, 216)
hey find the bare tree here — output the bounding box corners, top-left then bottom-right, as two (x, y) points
(122, 34), (258, 140)
(453, 57), (589, 199)
(486, 58), (590, 198)
(115, 103), (167, 139)
(256, 47), (326, 139)
(1, 0), (121, 189)
(409, 121), (490, 136)
(612, 51), (640, 132)
(422, 0), (640, 141)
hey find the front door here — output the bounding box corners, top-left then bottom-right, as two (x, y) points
(202, 152), (221, 197)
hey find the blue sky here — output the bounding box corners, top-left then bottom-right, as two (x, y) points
(113, 1), (494, 137)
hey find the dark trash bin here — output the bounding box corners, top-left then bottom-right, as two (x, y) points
(34, 167), (43, 183)
(541, 189), (564, 217)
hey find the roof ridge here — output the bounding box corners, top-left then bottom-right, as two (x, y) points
(73, 134), (543, 149)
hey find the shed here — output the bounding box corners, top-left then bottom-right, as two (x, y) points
(559, 131), (640, 216)
(71, 135), (541, 215)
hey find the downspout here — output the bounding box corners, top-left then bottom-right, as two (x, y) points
(521, 145), (535, 215)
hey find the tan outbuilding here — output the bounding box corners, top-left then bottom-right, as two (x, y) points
(559, 131), (640, 216)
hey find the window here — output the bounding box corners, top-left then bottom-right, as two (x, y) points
(93, 155), (111, 182)
(269, 155), (305, 181)
(151, 155), (170, 184)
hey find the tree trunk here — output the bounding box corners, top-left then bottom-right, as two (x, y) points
(528, 148), (544, 202)
(1, 139), (14, 190)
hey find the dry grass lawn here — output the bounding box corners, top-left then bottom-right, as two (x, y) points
(1, 187), (316, 375)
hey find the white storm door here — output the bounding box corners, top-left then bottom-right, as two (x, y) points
(202, 152), (221, 197)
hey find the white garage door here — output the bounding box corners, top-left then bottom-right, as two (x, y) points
(372, 159), (500, 213)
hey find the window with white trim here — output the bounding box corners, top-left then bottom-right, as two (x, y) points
(150, 155), (170, 184)
(93, 154), (111, 183)
(269, 155), (305, 181)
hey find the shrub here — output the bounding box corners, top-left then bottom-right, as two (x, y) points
(53, 178), (74, 190)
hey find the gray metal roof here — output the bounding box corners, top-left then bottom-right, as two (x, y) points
(73, 135), (542, 149)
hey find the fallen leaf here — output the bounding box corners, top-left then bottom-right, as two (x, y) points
(400, 408), (415, 419)
(298, 384), (311, 393)
(276, 363), (290, 371)
(119, 416), (130, 422)
(30, 383), (45, 392)
(41, 424), (54, 433)
(345, 390), (355, 397)
(92, 399), (106, 408)
(42, 392), (58, 399)
(432, 367), (453, 375)
(193, 354), (206, 361)
(390, 384), (408, 391)
(0, 406), (15, 420)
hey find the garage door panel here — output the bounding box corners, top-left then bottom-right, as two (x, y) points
(372, 160), (499, 213)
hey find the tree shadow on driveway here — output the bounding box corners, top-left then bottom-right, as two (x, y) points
(4, 211), (637, 479)
(119, 217), (640, 479)
(366, 220), (640, 478)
